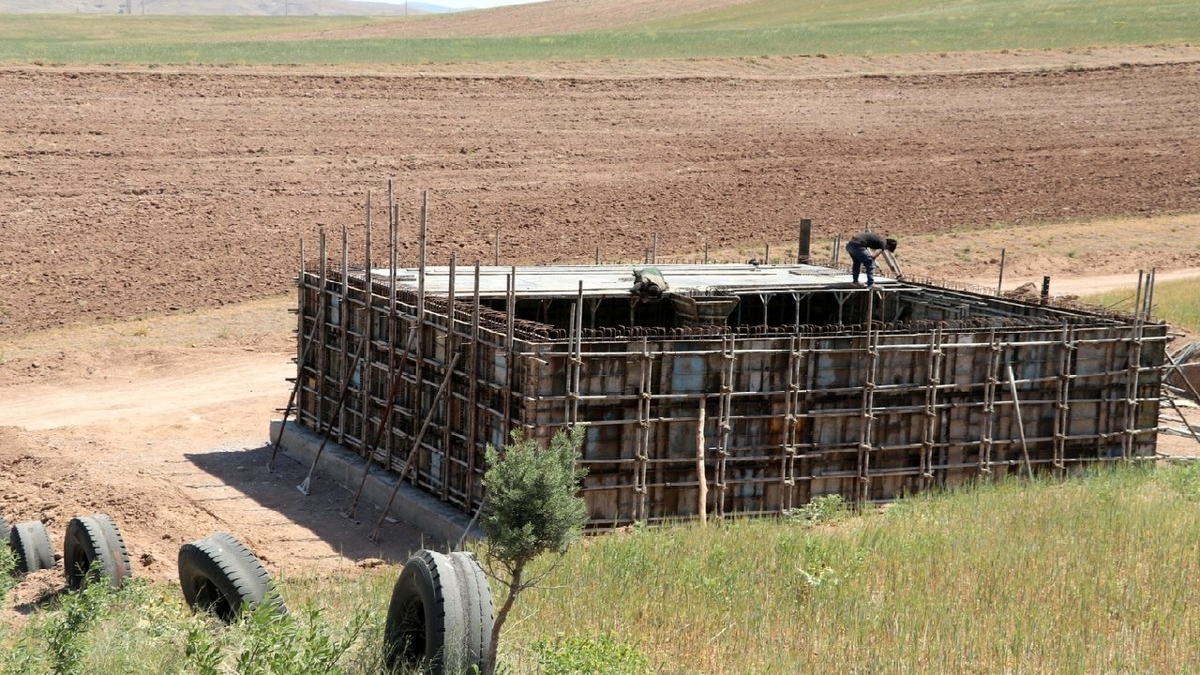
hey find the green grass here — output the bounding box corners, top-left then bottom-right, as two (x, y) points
(512, 466), (1200, 674)
(6, 465), (1200, 673)
(1, 0), (1198, 65)
(1083, 278), (1200, 331)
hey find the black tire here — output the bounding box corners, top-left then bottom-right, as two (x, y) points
(446, 551), (494, 674)
(64, 514), (134, 590)
(177, 532), (285, 622)
(384, 549), (469, 675)
(9, 520), (55, 574)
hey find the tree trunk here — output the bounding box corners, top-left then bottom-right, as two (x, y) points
(485, 563), (525, 675)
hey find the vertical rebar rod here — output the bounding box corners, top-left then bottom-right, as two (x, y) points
(503, 268), (516, 441)
(338, 225), (350, 446)
(638, 336), (651, 521)
(574, 288), (584, 425)
(297, 237), (305, 416)
(566, 298), (577, 424)
(1051, 324), (1074, 476)
(980, 328), (1000, 475)
(317, 228), (328, 433)
(465, 263), (482, 509)
(856, 288), (879, 506)
(1123, 271), (1148, 459)
(782, 333), (799, 512)
(717, 334), (734, 518)
(413, 191), (428, 461)
(362, 191), (374, 454)
(920, 328), (943, 490)
(387, 181), (398, 464)
(442, 253), (457, 502)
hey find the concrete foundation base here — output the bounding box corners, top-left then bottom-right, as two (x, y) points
(269, 420), (481, 547)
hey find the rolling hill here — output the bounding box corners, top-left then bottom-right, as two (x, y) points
(0, 0), (439, 16)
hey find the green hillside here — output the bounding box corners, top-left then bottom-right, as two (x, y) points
(0, 0), (1197, 65)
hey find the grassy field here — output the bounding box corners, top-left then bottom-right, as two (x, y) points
(1083, 278), (1200, 332)
(5, 464), (1200, 673)
(1, 0), (1198, 65)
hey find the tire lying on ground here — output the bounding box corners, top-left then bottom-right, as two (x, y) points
(446, 551), (494, 671)
(9, 520), (55, 574)
(64, 514), (134, 590)
(177, 532), (286, 622)
(384, 549), (494, 675)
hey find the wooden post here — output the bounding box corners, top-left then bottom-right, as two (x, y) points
(797, 218), (812, 264)
(996, 248), (1006, 295)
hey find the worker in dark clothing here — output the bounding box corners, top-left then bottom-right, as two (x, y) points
(845, 231), (893, 288)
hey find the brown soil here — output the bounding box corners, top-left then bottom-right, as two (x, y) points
(3, 50), (1200, 615)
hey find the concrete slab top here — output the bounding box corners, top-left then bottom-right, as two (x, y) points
(362, 263), (899, 299)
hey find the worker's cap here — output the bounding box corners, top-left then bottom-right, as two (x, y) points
(885, 237), (898, 253)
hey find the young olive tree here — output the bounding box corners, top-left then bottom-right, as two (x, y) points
(480, 426), (588, 675)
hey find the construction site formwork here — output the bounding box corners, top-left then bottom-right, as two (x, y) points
(292, 256), (1167, 528)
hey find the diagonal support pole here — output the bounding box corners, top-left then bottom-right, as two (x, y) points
(268, 295), (325, 471)
(344, 326), (418, 518)
(297, 336), (367, 495)
(369, 350), (461, 542)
